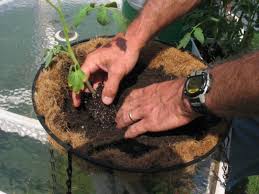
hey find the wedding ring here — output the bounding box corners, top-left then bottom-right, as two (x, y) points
(128, 112), (135, 122)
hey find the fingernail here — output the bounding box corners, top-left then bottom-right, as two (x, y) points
(102, 96), (113, 105)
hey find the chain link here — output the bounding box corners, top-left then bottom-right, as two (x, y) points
(49, 148), (57, 194)
(222, 134), (230, 183)
(214, 133), (231, 188)
(66, 150), (73, 194)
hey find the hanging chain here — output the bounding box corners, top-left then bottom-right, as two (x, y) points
(49, 148), (57, 194)
(221, 134), (231, 185)
(214, 133), (231, 188)
(66, 150), (73, 194)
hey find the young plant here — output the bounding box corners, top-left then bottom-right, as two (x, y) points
(179, 0), (258, 56)
(44, 45), (66, 68)
(72, 2), (128, 31)
(44, 0), (128, 95)
(177, 25), (204, 49)
(177, 17), (219, 49)
(46, 0), (94, 94)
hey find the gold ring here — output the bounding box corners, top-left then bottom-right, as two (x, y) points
(128, 112), (135, 122)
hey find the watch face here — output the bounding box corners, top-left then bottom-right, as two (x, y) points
(186, 75), (206, 97)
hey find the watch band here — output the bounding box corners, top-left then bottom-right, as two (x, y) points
(189, 97), (210, 115)
(185, 69), (212, 115)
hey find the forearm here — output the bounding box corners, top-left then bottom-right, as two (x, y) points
(206, 52), (259, 117)
(125, 0), (201, 49)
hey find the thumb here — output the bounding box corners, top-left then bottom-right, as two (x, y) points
(102, 72), (123, 105)
(72, 92), (81, 107)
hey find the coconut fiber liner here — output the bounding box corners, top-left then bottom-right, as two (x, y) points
(33, 37), (228, 172)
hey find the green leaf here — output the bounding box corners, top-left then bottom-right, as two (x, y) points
(209, 16), (220, 22)
(68, 66), (86, 93)
(193, 27), (205, 45)
(177, 33), (191, 49)
(73, 4), (94, 28)
(52, 45), (62, 55)
(44, 51), (54, 68)
(96, 6), (110, 25)
(44, 45), (67, 68)
(111, 9), (128, 31)
(105, 2), (118, 8)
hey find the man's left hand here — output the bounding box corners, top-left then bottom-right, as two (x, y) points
(116, 79), (199, 138)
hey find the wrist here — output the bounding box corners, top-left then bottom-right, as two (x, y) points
(124, 20), (149, 51)
(178, 79), (200, 119)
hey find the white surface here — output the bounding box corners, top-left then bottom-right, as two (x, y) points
(215, 161), (226, 194)
(0, 0), (14, 7)
(191, 39), (203, 60)
(127, 0), (146, 10)
(0, 109), (47, 143)
(55, 30), (79, 42)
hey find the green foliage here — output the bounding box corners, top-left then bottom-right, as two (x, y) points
(46, 0), (94, 94)
(44, 50), (53, 68)
(96, 6), (110, 25)
(193, 27), (204, 44)
(73, 4), (94, 28)
(177, 26), (205, 49)
(105, 2), (118, 8)
(251, 32), (259, 50)
(179, 0), (258, 57)
(44, 45), (67, 68)
(68, 66), (87, 94)
(228, 176), (259, 194)
(247, 176), (259, 194)
(72, 1), (127, 29)
(111, 8), (129, 31)
(177, 32), (191, 49)
(45, 1), (127, 94)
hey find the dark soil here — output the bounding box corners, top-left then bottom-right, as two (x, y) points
(35, 38), (227, 169)
(63, 65), (175, 137)
(62, 64), (221, 160)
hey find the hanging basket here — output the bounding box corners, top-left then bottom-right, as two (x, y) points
(32, 37), (229, 173)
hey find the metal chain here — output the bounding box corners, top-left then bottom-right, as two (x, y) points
(66, 150), (73, 194)
(222, 134), (231, 184)
(214, 133), (231, 188)
(49, 148), (57, 194)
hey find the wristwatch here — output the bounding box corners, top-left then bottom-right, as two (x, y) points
(183, 69), (212, 115)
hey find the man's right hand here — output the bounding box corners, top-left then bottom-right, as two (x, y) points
(72, 33), (141, 107)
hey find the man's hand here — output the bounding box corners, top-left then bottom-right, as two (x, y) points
(72, 0), (201, 107)
(72, 34), (141, 107)
(116, 79), (199, 138)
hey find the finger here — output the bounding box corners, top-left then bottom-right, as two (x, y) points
(72, 92), (81, 107)
(124, 120), (149, 139)
(81, 53), (104, 92)
(92, 70), (107, 89)
(116, 107), (145, 129)
(81, 60), (99, 78)
(116, 95), (142, 118)
(102, 71), (124, 105)
(81, 53), (103, 82)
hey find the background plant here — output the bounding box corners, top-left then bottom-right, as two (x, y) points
(45, 0), (128, 94)
(178, 0), (258, 59)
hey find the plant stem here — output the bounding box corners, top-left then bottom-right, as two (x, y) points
(46, 0), (96, 95)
